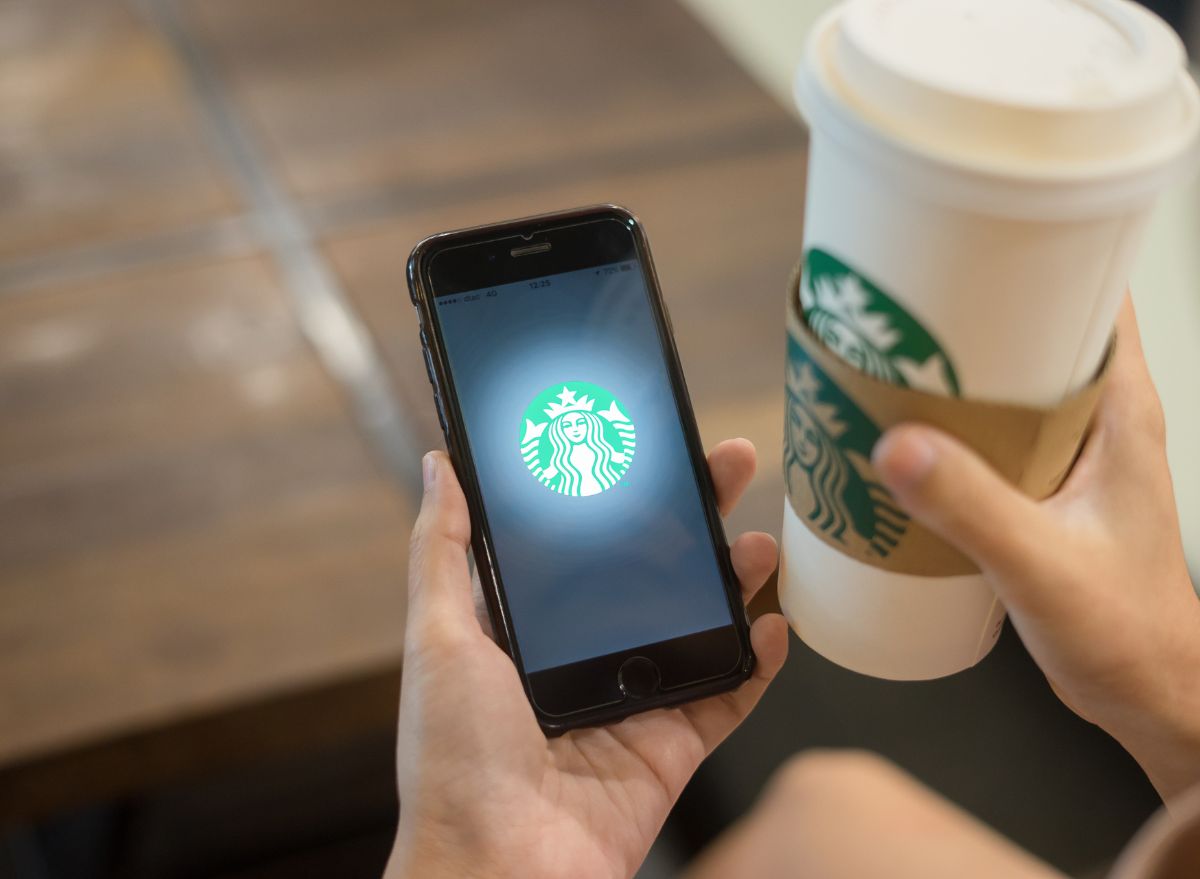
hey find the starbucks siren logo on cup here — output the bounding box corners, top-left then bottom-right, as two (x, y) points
(801, 249), (960, 397)
(521, 382), (635, 497)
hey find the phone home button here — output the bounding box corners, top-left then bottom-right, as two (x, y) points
(617, 656), (660, 700)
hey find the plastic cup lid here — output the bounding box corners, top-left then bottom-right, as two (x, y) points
(796, 0), (1200, 217)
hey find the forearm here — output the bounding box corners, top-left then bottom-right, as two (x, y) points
(685, 752), (1063, 879)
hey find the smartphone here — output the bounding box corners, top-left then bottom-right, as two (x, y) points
(407, 205), (754, 733)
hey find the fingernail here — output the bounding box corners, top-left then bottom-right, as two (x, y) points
(873, 428), (937, 491)
(422, 452), (437, 489)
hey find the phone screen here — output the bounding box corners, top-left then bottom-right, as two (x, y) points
(430, 249), (737, 674)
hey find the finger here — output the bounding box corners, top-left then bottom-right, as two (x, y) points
(1036, 294), (1174, 528)
(1096, 296), (1164, 435)
(1085, 295), (1171, 492)
(468, 563), (496, 639)
(708, 438), (757, 517)
(680, 613), (789, 753)
(407, 451), (478, 638)
(730, 531), (779, 604)
(1109, 294), (1153, 387)
(872, 424), (1050, 586)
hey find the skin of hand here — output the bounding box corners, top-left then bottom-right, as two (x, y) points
(683, 750), (1064, 879)
(871, 297), (1200, 801)
(384, 439), (790, 879)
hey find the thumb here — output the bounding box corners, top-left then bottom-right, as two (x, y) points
(872, 424), (1050, 584)
(406, 451), (477, 639)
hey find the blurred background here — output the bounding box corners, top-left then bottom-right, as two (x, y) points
(0, 1), (1196, 877)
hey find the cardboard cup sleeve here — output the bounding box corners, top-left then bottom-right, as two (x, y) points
(784, 266), (1113, 577)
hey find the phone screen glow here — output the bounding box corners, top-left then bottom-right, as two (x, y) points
(433, 260), (735, 672)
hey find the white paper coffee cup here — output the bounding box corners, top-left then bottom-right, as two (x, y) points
(781, 0), (1200, 680)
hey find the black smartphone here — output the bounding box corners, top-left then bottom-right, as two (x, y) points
(407, 205), (754, 733)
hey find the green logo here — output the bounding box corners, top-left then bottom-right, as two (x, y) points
(520, 382), (635, 496)
(785, 336), (909, 559)
(802, 248), (961, 397)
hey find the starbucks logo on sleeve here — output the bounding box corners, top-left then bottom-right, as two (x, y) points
(785, 337), (910, 559)
(801, 248), (962, 397)
(520, 381), (635, 496)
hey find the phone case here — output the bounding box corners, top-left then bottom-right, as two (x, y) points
(406, 204), (756, 733)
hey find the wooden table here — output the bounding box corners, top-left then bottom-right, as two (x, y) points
(0, 0), (806, 820)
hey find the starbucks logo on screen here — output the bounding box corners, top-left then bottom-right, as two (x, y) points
(520, 382), (635, 496)
(801, 248), (962, 397)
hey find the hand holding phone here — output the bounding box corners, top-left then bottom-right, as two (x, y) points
(386, 443), (788, 879)
(408, 206), (769, 730)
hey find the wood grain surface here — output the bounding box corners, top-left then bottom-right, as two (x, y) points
(0, 0), (239, 261)
(0, 257), (412, 817)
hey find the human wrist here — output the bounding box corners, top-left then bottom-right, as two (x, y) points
(383, 848), (472, 879)
(384, 815), (492, 879)
(1116, 600), (1200, 801)
(1119, 717), (1200, 803)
